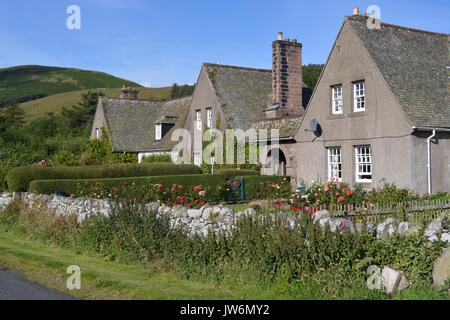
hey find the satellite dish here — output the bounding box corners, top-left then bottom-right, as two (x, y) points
(310, 119), (318, 132)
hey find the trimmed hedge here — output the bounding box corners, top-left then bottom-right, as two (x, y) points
(239, 175), (291, 200)
(7, 163), (202, 192)
(29, 174), (227, 196)
(215, 169), (259, 177)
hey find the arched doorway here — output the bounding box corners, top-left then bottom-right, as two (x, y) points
(268, 148), (287, 176)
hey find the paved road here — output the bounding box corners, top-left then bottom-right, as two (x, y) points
(0, 264), (79, 300)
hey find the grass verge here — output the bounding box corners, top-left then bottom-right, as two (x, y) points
(0, 231), (232, 300)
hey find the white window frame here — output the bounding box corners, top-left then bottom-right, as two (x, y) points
(195, 110), (202, 130)
(355, 146), (372, 182)
(206, 107), (212, 128)
(353, 81), (365, 112)
(328, 147), (342, 181)
(155, 124), (162, 140)
(331, 85), (343, 114)
(193, 152), (202, 166)
(95, 128), (100, 139)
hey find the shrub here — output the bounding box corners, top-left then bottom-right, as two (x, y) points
(0, 201), (22, 225)
(215, 169), (259, 177)
(53, 151), (79, 167)
(241, 176), (291, 200)
(141, 154), (172, 163)
(7, 163), (202, 192)
(291, 180), (419, 211)
(29, 174), (226, 197)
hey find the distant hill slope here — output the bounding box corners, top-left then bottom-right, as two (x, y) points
(0, 65), (142, 105)
(21, 87), (173, 120)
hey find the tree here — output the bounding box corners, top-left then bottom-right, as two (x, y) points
(1, 101), (25, 129)
(302, 64), (324, 90)
(170, 83), (194, 99)
(170, 83), (180, 99)
(61, 91), (105, 129)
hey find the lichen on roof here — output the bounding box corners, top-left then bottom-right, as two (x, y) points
(251, 117), (303, 139)
(348, 15), (449, 128)
(102, 96), (191, 152)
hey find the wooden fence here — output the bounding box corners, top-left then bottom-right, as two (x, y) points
(267, 198), (450, 224)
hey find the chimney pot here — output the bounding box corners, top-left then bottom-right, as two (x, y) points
(353, 7), (359, 15)
(277, 32), (283, 40)
(292, 38), (297, 43)
(285, 38), (290, 42)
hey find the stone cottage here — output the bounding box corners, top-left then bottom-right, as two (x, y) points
(184, 33), (312, 179)
(294, 11), (449, 194)
(90, 87), (191, 162)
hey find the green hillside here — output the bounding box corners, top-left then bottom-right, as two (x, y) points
(0, 65), (142, 105)
(21, 87), (173, 120)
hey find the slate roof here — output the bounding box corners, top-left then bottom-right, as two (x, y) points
(347, 15), (450, 129)
(251, 117), (303, 139)
(203, 63), (273, 130)
(203, 63), (312, 135)
(101, 96), (191, 152)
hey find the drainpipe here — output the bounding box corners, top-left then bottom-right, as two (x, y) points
(426, 129), (436, 195)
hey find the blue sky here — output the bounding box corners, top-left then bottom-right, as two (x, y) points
(0, 0), (448, 87)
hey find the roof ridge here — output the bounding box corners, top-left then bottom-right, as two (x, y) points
(203, 62), (271, 73)
(101, 96), (192, 103)
(347, 15), (448, 37)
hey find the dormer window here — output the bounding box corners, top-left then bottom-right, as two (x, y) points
(331, 85), (343, 114)
(155, 124), (162, 140)
(353, 81), (365, 112)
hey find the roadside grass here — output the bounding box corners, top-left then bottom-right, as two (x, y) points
(0, 223), (448, 300)
(0, 231), (233, 300)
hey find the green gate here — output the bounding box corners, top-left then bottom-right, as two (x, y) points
(226, 178), (245, 201)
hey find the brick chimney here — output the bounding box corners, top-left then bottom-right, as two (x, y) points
(271, 33), (303, 118)
(120, 85), (139, 100)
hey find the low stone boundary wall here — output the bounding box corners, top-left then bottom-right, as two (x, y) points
(0, 192), (449, 242)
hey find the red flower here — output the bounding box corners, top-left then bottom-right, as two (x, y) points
(70, 194), (75, 198)
(123, 182), (128, 187)
(178, 185), (183, 189)
(291, 206), (297, 211)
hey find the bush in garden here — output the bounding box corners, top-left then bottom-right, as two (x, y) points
(141, 154), (172, 163)
(53, 151), (79, 167)
(75, 180), (226, 208)
(7, 162), (202, 192)
(291, 180), (423, 212)
(215, 169), (260, 177)
(242, 176), (291, 200)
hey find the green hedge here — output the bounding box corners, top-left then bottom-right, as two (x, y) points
(7, 163), (202, 192)
(240, 175), (291, 200)
(215, 169), (259, 177)
(29, 174), (227, 195)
